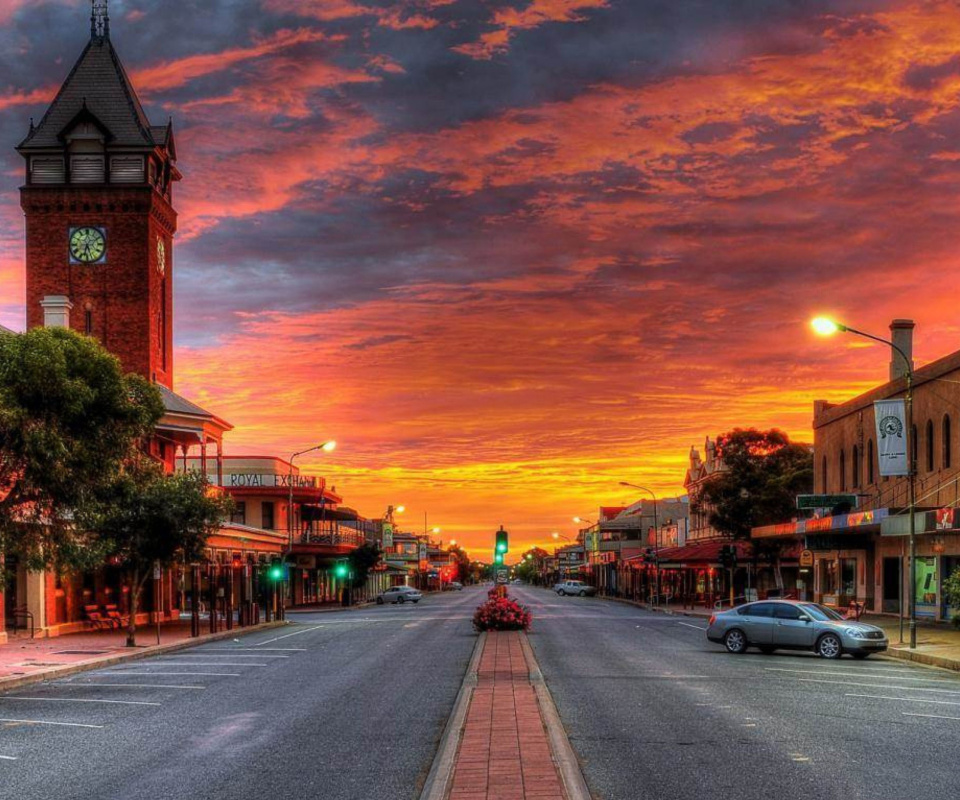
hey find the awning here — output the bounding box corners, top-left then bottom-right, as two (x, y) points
(635, 540), (753, 567)
(302, 506), (361, 522)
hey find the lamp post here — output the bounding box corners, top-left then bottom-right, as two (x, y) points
(620, 482), (661, 606)
(287, 440), (337, 554)
(813, 317), (917, 649)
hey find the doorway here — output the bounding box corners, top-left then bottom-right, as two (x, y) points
(882, 557), (901, 613)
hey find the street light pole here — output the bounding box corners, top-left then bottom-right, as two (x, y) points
(812, 318), (917, 649)
(619, 483), (661, 606)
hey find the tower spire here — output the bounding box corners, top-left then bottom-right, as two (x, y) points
(91, 0), (109, 40)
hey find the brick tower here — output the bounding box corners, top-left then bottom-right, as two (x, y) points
(18, 0), (179, 388)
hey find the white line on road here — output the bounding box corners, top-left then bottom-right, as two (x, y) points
(846, 694), (960, 706)
(139, 662), (269, 667)
(903, 712), (960, 721)
(677, 622), (707, 630)
(100, 671), (241, 677)
(251, 626), (325, 645)
(170, 654), (290, 659)
(52, 683), (204, 690)
(0, 697), (161, 706)
(0, 718), (104, 729)
(800, 679), (960, 694)
(203, 647), (306, 652)
(767, 668), (955, 684)
(0, 756), (17, 760)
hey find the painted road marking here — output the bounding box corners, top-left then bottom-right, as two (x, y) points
(203, 647), (306, 652)
(0, 697), (161, 707)
(0, 718), (104, 729)
(169, 654), (290, 659)
(52, 683), (204, 690)
(799, 679), (960, 695)
(768, 668), (955, 684)
(677, 622), (707, 631)
(846, 694), (960, 706)
(0, 756), (17, 761)
(903, 712), (960, 721)
(99, 671), (241, 677)
(252, 626), (325, 645)
(136, 662), (269, 667)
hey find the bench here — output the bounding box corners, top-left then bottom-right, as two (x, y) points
(82, 605), (113, 630)
(104, 605), (130, 628)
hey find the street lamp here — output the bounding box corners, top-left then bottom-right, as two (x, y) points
(620, 482), (661, 606)
(552, 532), (571, 542)
(287, 440), (337, 555)
(573, 516), (594, 525)
(813, 316), (917, 649)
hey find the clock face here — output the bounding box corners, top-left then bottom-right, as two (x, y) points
(156, 238), (166, 276)
(69, 227), (106, 264)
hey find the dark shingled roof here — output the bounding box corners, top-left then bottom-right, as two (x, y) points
(158, 384), (217, 419)
(19, 37), (156, 150)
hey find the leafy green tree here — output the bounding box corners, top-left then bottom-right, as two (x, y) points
(693, 428), (813, 540)
(97, 461), (231, 646)
(515, 547), (549, 583)
(0, 328), (163, 571)
(943, 567), (960, 629)
(447, 544), (471, 580)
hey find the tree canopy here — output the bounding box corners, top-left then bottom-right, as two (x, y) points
(693, 428), (813, 541)
(0, 328), (164, 571)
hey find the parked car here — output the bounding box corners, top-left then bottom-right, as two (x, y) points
(377, 586), (423, 605)
(706, 600), (888, 659)
(449, 582), (463, 591)
(555, 580), (597, 597)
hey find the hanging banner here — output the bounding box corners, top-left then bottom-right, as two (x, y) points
(874, 399), (909, 476)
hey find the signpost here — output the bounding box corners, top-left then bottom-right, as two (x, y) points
(496, 569), (509, 585)
(799, 550), (814, 568)
(797, 494), (858, 510)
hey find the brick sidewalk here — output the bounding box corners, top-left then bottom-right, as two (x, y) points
(448, 632), (566, 800)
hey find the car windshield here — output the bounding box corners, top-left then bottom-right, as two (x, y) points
(799, 603), (845, 621)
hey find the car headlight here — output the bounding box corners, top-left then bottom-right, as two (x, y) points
(843, 627), (868, 639)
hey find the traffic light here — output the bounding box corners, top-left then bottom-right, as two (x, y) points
(494, 553), (504, 565)
(719, 544), (738, 570)
(495, 526), (509, 555)
(334, 562), (349, 579)
(268, 561), (286, 582)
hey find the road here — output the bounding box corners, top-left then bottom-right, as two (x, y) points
(0, 588), (481, 800)
(516, 585), (960, 800)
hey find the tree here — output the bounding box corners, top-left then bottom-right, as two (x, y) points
(943, 567), (960, 629)
(97, 461), (231, 646)
(348, 542), (382, 590)
(0, 328), (163, 571)
(515, 547), (549, 583)
(447, 544), (471, 580)
(693, 428), (813, 540)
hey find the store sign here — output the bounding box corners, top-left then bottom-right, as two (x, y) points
(382, 522), (394, 550)
(225, 473), (318, 489)
(797, 495), (858, 510)
(934, 508), (957, 531)
(874, 399), (909, 476)
(799, 550), (814, 568)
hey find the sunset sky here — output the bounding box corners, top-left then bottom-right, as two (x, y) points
(3, 0), (960, 556)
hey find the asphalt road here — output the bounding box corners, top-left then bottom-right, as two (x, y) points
(0, 587), (481, 800)
(516, 585), (960, 800)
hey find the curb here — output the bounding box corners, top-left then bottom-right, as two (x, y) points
(0, 620), (289, 694)
(519, 633), (592, 800)
(884, 646), (960, 672)
(418, 631), (486, 800)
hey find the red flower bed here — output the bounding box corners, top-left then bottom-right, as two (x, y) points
(473, 595), (532, 632)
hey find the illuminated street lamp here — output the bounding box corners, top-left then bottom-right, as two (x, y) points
(620, 482), (661, 606)
(812, 316), (917, 649)
(287, 440), (337, 554)
(573, 516), (594, 526)
(552, 532), (571, 542)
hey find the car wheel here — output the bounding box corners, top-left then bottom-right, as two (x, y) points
(579, 590), (587, 597)
(558, 590), (566, 596)
(397, 596), (406, 605)
(817, 633), (843, 659)
(758, 646), (776, 655)
(413, 599), (420, 604)
(376, 597), (384, 605)
(724, 629), (748, 654)
(852, 652), (870, 660)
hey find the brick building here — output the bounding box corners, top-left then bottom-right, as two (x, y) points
(753, 320), (960, 620)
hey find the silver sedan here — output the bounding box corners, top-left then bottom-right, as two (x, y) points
(376, 586), (423, 605)
(706, 600), (888, 659)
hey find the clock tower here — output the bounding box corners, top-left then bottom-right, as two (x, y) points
(18, 0), (179, 388)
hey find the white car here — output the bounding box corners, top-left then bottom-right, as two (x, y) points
(377, 586), (423, 605)
(555, 580), (597, 597)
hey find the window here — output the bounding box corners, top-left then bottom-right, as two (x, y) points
(852, 445), (860, 489)
(821, 456), (828, 493)
(110, 156), (144, 183)
(926, 420), (935, 472)
(70, 155), (105, 183)
(944, 415), (952, 470)
(30, 156), (65, 183)
(261, 501), (275, 530)
(230, 501), (246, 526)
(839, 449), (846, 492)
(84, 309), (93, 335)
(867, 439), (875, 484)
(773, 604), (803, 620)
(820, 559), (839, 595)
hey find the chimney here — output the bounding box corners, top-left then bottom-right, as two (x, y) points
(889, 319), (915, 382)
(40, 295), (73, 329)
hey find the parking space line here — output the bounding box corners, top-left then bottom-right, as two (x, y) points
(136, 662), (269, 667)
(52, 683), (203, 690)
(99, 671), (241, 677)
(677, 622), (707, 630)
(0, 697), (161, 707)
(768, 668), (955, 684)
(846, 693), (960, 706)
(799, 678), (960, 694)
(251, 626), (324, 645)
(903, 712), (960, 721)
(0, 718), (104, 729)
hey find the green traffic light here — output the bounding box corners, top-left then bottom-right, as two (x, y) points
(334, 563), (349, 579)
(268, 565), (284, 581)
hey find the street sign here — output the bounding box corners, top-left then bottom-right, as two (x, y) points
(800, 549), (814, 568)
(496, 569), (509, 584)
(796, 494), (858, 510)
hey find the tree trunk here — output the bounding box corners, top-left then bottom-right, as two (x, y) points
(126, 567), (140, 647)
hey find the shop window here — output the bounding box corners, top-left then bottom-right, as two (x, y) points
(820, 559), (838, 596)
(852, 445), (860, 489)
(262, 501), (275, 530)
(840, 558), (856, 597)
(915, 557), (937, 606)
(839, 449), (846, 492)
(867, 439), (875, 484)
(231, 501), (246, 526)
(926, 420), (935, 472)
(944, 415), (952, 470)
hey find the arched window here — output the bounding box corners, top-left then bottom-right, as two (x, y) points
(867, 439), (875, 484)
(839, 449), (846, 492)
(822, 456), (828, 493)
(944, 415), (952, 470)
(852, 445), (860, 489)
(926, 420), (935, 472)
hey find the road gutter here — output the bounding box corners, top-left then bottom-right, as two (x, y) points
(0, 620), (288, 694)
(519, 633), (593, 800)
(419, 631), (486, 800)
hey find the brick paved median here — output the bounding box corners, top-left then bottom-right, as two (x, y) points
(448, 631), (566, 800)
